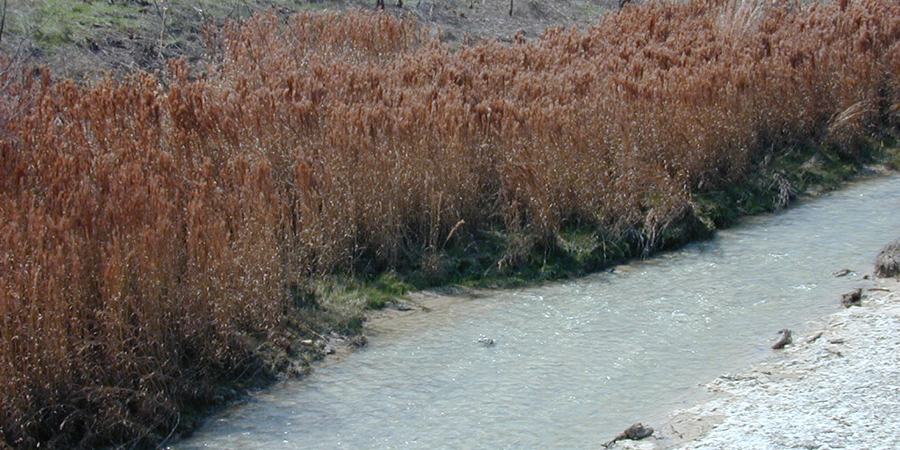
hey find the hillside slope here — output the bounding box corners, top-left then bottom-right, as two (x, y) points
(0, 0), (616, 79)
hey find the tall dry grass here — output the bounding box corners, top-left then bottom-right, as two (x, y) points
(2, 0), (900, 447)
(0, 68), (288, 448)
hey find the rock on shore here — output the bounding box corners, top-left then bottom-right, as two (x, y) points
(653, 278), (900, 450)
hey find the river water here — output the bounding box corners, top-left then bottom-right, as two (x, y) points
(176, 174), (900, 450)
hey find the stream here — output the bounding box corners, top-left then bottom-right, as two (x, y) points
(175, 173), (900, 450)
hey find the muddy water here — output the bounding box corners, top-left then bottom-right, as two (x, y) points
(175, 174), (900, 450)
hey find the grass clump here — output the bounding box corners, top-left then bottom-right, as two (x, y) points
(3, 0), (900, 448)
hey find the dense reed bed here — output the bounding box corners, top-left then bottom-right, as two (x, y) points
(2, 0), (900, 447)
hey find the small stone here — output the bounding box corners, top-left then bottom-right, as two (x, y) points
(841, 288), (862, 308)
(477, 336), (495, 345)
(772, 329), (792, 350)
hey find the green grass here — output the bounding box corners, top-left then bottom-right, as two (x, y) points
(20, 0), (144, 45)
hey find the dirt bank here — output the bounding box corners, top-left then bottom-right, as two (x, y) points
(609, 277), (900, 450)
(1, 0), (617, 80)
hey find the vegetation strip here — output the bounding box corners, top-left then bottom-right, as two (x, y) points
(2, 0), (900, 448)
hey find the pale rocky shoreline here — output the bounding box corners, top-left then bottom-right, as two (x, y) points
(615, 277), (900, 450)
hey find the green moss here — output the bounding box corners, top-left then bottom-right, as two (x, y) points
(361, 271), (414, 309)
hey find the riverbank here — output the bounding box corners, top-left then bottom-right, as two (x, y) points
(616, 277), (900, 450)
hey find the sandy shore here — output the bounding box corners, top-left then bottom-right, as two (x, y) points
(610, 277), (900, 450)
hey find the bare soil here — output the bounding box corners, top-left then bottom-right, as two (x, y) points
(1, 0), (618, 80)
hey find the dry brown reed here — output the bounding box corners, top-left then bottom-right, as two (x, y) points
(2, 1), (900, 448)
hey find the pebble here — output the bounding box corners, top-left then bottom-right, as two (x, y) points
(663, 283), (900, 450)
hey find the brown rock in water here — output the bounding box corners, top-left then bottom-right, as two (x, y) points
(603, 422), (654, 448)
(874, 238), (900, 278)
(772, 329), (792, 350)
(841, 288), (862, 308)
